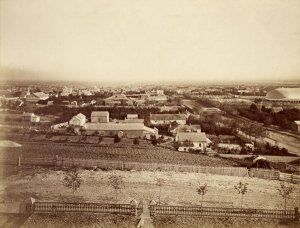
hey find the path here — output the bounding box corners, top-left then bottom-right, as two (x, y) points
(137, 200), (155, 228)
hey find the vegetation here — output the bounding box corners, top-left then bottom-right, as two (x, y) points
(196, 183), (208, 207)
(238, 104), (300, 130)
(234, 181), (248, 209)
(156, 177), (166, 204)
(133, 138), (140, 145)
(277, 182), (294, 211)
(108, 173), (124, 200)
(62, 167), (82, 195)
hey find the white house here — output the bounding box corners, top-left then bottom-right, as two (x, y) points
(91, 111), (109, 123)
(69, 113), (86, 126)
(175, 132), (208, 152)
(22, 113), (40, 122)
(150, 114), (187, 125)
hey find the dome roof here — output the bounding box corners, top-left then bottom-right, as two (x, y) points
(266, 87), (300, 100)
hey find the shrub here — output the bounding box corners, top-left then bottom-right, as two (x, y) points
(114, 135), (121, 143)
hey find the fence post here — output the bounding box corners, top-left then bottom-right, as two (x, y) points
(150, 200), (156, 217)
(131, 199), (138, 217)
(295, 207), (299, 220)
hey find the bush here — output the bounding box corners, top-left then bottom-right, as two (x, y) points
(133, 138), (140, 145)
(114, 135), (121, 143)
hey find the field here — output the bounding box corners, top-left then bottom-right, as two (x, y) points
(1, 166), (299, 209)
(0, 139), (239, 167)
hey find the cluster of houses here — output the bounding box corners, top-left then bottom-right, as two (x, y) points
(50, 111), (210, 152)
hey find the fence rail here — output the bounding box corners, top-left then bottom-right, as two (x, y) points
(1, 157), (297, 182)
(279, 173), (300, 184)
(150, 205), (299, 220)
(33, 202), (136, 215)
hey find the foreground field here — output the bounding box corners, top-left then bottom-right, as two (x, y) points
(0, 166), (299, 210)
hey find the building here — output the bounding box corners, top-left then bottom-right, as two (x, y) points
(170, 123), (201, 136)
(83, 122), (158, 138)
(175, 132), (208, 152)
(22, 113), (40, 122)
(91, 111), (109, 123)
(150, 114), (187, 125)
(266, 87), (300, 103)
(292, 121), (300, 132)
(25, 92), (49, 103)
(69, 113), (86, 126)
(61, 87), (72, 97)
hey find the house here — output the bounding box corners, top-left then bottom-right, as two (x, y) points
(271, 106), (283, 113)
(104, 94), (133, 106)
(175, 132), (208, 152)
(150, 114), (187, 125)
(25, 92), (49, 103)
(61, 87), (72, 97)
(292, 121), (300, 132)
(91, 111), (109, 123)
(69, 113), (86, 126)
(51, 122), (69, 131)
(83, 122), (158, 138)
(170, 123), (201, 136)
(22, 113), (40, 122)
(127, 114), (138, 119)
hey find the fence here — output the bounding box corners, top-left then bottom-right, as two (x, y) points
(149, 204), (299, 220)
(279, 172), (300, 184)
(2, 156), (298, 181)
(33, 201), (138, 215)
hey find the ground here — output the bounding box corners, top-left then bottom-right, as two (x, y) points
(0, 166), (299, 210)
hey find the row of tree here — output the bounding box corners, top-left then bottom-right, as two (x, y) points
(63, 168), (295, 211)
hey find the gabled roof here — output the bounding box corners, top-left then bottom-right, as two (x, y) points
(84, 123), (145, 131)
(176, 132), (207, 142)
(294, 120), (300, 125)
(71, 113), (86, 121)
(150, 114), (186, 121)
(33, 92), (48, 99)
(91, 111), (109, 117)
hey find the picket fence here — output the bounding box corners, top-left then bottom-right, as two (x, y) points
(150, 204), (299, 220)
(33, 201), (137, 215)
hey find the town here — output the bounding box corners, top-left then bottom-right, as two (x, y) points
(0, 80), (300, 227)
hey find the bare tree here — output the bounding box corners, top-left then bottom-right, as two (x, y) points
(108, 173), (124, 200)
(156, 177), (166, 204)
(63, 167), (82, 195)
(278, 181), (294, 211)
(234, 181), (248, 209)
(197, 183), (208, 207)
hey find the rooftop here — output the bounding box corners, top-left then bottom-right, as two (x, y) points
(176, 132), (207, 142)
(150, 114), (186, 121)
(266, 87), (300, 100)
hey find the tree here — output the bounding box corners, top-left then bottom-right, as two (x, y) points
(62, 167), (82, 195)
(277, 182), (294, 211)
(234, 181), (248, 209)
(156, 178), (166, 204)
(114, 135), (121, 143)
(133, 138), (140, 145)
(197, 183), (208, 207)
(108, 173), (124, 200)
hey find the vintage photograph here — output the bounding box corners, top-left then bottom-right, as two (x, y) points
(0, 0), (299, 227)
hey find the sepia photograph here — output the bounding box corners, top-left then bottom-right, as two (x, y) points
(0, 0), (300, 227)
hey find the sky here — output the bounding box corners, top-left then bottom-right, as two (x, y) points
(0, 0), (300, 82)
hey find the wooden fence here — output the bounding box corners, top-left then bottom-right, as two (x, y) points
(33, 201), (137, 215)
(1, 156), (298, 182)
(279, 172), (300, 184)
(150, 204), (299, 220)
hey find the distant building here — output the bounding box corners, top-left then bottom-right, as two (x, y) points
(83, 123), (157, 138)
(25, 92), (49, 103)
(150, 114), (187, 125)
(292, 121), (300, 132)
(61, 87), (72, 97)
(200, 107), (222, 113)
(69, 113), (86, 126)
(175, 132), (208, 152)
(170, 123), (201, 136)
(270, 106), (283, 113)
(22, 113), (40, 122)
(266, 87), (300, 103)
(127, 114), (138, 119)
(91, 111), (109, 123)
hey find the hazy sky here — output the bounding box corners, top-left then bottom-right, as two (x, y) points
(0, 0), (300, 82)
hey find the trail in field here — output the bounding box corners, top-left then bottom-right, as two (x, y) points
(137, 200), (155, 228)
